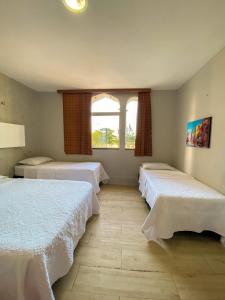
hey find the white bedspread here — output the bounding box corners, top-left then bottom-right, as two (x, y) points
(0, 178), (99, 300)
(139, 168), (225, 243)
(15, 162), (109, 193)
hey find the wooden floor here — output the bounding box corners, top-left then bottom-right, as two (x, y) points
(53, 185), (225, 300)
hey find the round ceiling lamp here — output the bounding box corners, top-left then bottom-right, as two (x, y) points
(62, 0), (88, 13)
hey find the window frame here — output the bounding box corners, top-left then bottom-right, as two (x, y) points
(125, 97), (138, 150)
(91, 94), (121, 150)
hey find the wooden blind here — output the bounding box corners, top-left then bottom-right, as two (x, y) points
(63, 93), (92, 155)
(135, 91), (152, 156)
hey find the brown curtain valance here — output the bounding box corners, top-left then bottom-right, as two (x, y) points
(63, 93), (92, 155)
(135, 91), (152, 156)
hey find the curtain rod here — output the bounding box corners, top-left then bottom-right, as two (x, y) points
(57, 88), (151, 94)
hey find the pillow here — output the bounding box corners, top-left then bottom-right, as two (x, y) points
(142, 162), (175, 170)
(0, 175), (8, 182)
(19, 156), (53, 166)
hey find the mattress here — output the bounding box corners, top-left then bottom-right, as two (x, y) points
(0, 177), (99, 300)
(139, 167), (225, 243)
(15, 162), (109, 193)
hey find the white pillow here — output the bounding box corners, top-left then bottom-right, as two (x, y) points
(19, 157), (53, 166)
(0, 175), (8, 182)
(142, 162), (175, 170)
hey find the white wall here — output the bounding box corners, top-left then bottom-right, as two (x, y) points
(0, 72), (40, 176)
(38, 91), (177, 185)
(175, 47), (225, 194)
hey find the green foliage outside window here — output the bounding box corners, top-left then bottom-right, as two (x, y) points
(92, 126), (136, 149)
(92, 128), (119, 148)
(125, 125), (136, 149)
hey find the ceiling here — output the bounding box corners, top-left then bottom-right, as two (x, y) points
(0, 0), (225, 92)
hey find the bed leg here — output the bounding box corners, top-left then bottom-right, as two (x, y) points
(220, 236), (225, 247)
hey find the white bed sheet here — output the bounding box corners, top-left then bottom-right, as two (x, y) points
(0, 178), (99, 300)
(139, 168), (225, 244)
(15, 162), (109, 193)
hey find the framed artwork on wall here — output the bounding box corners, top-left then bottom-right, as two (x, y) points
(186, 117), (212, 148)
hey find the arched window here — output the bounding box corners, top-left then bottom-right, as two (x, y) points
(91, 94), (120, 149)
(125, 97), (138, 149)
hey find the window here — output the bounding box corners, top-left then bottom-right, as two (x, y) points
(91, 94), (120, 149)
(125, 98), (138, 149)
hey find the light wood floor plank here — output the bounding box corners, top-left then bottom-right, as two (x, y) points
(55, 289), (119, 300)
(73, 266), (180, 300)
(204, 255), (225, 274)
(75, 246), (121, 269)
(122, 248), (214, 274)
(173, 273), (225, 300)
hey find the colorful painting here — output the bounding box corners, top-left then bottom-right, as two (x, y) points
(186, 117), (212, 148)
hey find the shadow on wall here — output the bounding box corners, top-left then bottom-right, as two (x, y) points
(183, 92), (198, 175)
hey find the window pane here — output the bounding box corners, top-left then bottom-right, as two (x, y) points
(125, 100), (138, 149)
(92, 96), (120, 113)
(92, 115), (119, 148)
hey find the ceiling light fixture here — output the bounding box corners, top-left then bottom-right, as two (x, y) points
(62, 0), (88, 13)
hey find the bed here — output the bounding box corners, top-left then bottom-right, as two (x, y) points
(139, 164), (225, 245)
(0, 177), (99, 300)
(15, 161), (109, 193)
